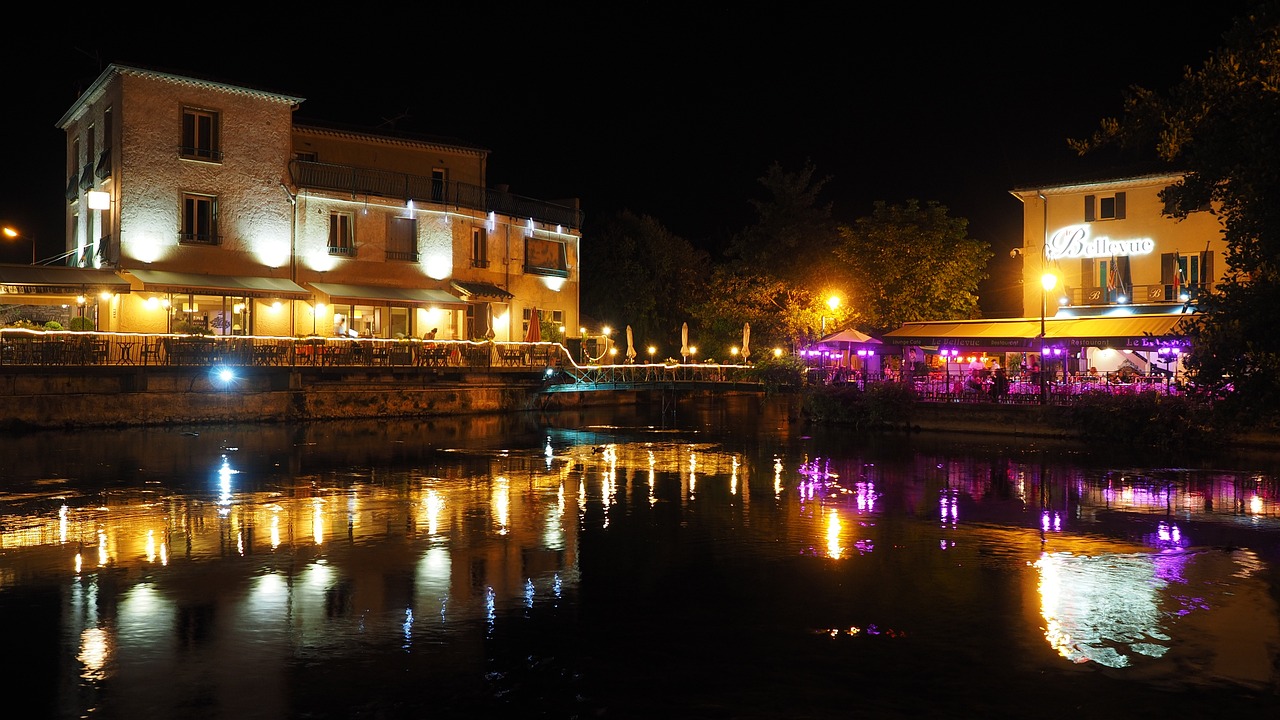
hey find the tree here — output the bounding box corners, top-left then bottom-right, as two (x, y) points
(1068, 2), (1280, 423)
(833, 200), (990, 333)
(709, 161), (856, 352)
(580, 210), (710, 358)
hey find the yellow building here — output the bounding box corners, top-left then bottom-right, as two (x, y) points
(45, 64), (580, 340)
(884, 171), (1227, 378)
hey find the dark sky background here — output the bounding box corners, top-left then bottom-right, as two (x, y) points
(0, 4), (1256, 317)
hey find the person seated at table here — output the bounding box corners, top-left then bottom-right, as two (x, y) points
(1087, 366), (1100, 382)
(424, 328), (438, 341)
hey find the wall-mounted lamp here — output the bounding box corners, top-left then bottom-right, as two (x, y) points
(87, 191), (112, 210)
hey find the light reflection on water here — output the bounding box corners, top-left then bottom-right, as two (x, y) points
(0, 398), (1278, 717)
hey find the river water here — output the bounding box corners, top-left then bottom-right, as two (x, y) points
(1, 394), (1278, 719)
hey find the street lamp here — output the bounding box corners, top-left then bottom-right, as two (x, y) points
(821, 294), (840, 334)
(1039, 271), (1058, 404)
(2, 226), (36, 265)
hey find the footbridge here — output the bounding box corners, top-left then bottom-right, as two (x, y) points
(543, 359), (764, 394)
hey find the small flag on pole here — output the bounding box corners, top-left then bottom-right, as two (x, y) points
(1107, 257), (1118, 292)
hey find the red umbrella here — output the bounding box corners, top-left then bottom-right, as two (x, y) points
(524, 308), (541, 343)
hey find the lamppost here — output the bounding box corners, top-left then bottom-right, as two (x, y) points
(1039, 271), (1058, 404)
(2, 226), (36, 265)
(821, 294), (840, 335)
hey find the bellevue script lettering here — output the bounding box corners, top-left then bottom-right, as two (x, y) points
(1045, 225), (1154, 261)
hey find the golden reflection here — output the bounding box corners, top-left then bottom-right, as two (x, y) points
(826, 510), (843, 559)
(145, 530), (156, 563)
(97, 530), (108, 567)
(60, 505), (68, 543)
(75, 552), (82, 574)
(689, 450), (697, 496)
(237, 530), (245, 556)
(494, 477), (510, 535)
(425, 489), (443, 535)
(648, 450), (656, 506)
(312, 498), (325, 545)
(271, 509), (281, 548)
(1251, 495), (1263, 514)
(1034, 552), (1074, 659)
(774, 457), (783, 497)
(731, 456), (739, 496)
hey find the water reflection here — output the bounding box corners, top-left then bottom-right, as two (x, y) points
(1, 399), (1278, 716)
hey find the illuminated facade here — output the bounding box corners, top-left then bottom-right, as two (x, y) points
(54, 64), (581, 339)
(1010, 172), (1226, 317)
(883, 172), (1228, 375)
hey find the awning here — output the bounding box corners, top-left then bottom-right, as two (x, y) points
(1044, 314), (1192, 349)
(881, 319), (1044, 350)
(127, 270), (309, 298)
(309, 282), (465, 306)
(0, 264), (132, 296)
(450, 280), (513, 300)
(881, 313), (1193, 351)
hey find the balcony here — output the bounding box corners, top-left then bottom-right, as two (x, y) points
(1057, 282), (1214, 308)
(289, 160), (584, 231)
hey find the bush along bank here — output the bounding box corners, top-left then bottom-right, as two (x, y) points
(800, 382), (1242, 449)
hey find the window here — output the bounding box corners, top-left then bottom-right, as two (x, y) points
(181, 107), (221, 162)
(525, 236), (568, 277)
(295, 151), (317, 162)
(431, 168), (446, 202)
(1084, 192), (1125, 221)
(181, 193), (219, 245)
(387, 217), (418, 261)
(329, 212), (355, 256)
(472, 227), (489, 268)
(96, 110), (113, 179)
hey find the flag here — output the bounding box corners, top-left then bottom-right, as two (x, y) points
(1107, 256), (1117, 292)
(1172, 260), (1182, 297)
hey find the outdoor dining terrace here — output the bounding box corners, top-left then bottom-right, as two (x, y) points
(0, 329), (569, 372)
(813, 367), (1191, 404)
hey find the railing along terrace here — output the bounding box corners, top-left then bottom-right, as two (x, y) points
(555, 361), (757, 387)
(0, 329), (575, 373)
(810, 367), (1191, 404)
(289, 160), (585, 230)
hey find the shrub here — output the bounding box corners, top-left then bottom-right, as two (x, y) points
(67, 317), (94, 331)
(801, 381), (918, 430)
(42, 321), (63, 331)
(1049, 390), (1215, 449)
(746, 354), (806, 393)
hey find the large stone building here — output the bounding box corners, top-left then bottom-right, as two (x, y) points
(46, 64), (581, 340)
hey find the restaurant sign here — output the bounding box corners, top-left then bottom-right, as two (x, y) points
(1045, 225), (1154, 261)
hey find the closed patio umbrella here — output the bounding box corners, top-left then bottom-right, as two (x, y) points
(680, 322), (690, 362)
(741, 322), (751, 362)
(524, 307), (541, 343)
(625, 325), (636, 362)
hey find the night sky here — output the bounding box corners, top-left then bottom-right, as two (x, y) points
(0, 4), (1256, 316)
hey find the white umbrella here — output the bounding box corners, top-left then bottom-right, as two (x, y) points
(626, 325), (636, 362)
(680, 322), (690, 361)
(484, 304), (495, 340)
(741, 322), (751, 362)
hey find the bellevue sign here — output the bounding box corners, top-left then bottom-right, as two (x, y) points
(1045, 225), (1154, 261)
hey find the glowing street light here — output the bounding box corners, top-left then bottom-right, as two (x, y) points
(821, 294), (840, 334)
(2, 226), (36, 265)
